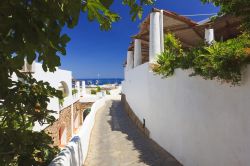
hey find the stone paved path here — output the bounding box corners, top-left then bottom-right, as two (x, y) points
(84, 97), (181, 166)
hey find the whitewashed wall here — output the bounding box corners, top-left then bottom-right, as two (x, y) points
(122, 62), (250, 166)
(32, 63), (74, 131)
(32, 63), (73, 114)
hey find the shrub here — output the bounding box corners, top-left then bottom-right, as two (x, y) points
(83, 108), (91, 119)
(96, 86), (101, 92)
(190, 33), (250, 85)
(72, 89), (78, 95)
(106, 90), (111, 95)
(91, 89), (97, 94)
(153, 33), (186, 77)
(153, 32), (250, 85)
(59, 98), (64, 106)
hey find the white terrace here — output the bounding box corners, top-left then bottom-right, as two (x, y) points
(126, 8), (240, 69)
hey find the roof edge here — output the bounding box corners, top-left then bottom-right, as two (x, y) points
(152, 8), (198, 27)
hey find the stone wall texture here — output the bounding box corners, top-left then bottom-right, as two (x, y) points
(45, 101), (93, 147)
(45, 104), (72, 147)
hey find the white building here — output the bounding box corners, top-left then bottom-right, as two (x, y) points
(33, 63), (75, 131)
(122, 8), (249, 166)
(12, 62), (77, 131)
(12, 61), (93, 146)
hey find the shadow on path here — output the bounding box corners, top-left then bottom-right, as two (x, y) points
(108, 100), (182, 166)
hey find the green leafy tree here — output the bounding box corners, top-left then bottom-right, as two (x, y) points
(0, 0), (154, 165)
(201, 0), (250, 31)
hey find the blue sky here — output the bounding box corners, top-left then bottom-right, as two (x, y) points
(61, 0), (219, 79)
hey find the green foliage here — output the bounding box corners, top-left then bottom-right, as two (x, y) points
(0, 0), (155, 165)
(191, 33), (250, 84)
(106, 90), (111, 95)
(164, 33), (184, 55)
(123, 0), (154, 20)
(85, 108), (91, 115)
(96, 86), (101, 92)
(153, 33), (250, 85)
(0, 74), (61, 165)
(91, 89), (97, 95)
(59, 98), (64, 106)
(72, 89), (78, 95)
(83, 0), (120, 30)
(201, 0), (250, 31)
(153, 33), (185, 77)
(83, 108), (91, 119)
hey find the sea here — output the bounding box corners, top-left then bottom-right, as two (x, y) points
(74, 78), (123, 86)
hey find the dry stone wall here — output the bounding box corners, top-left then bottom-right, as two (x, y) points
(45, 101), (93, 147)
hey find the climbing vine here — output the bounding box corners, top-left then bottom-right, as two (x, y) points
(153, 33), (250, 85)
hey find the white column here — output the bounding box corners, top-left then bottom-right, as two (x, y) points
(205, 28), (214, 44)
(126, 51), (134, 70)
(82, 81), (86, 95)
(76, 81), (80, 98)
(149, 12), (162, 63)
(160, 10), (164, 52)
(134, 39), (142, 67)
